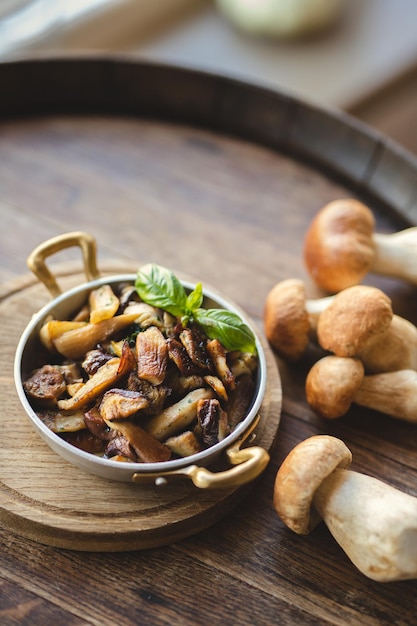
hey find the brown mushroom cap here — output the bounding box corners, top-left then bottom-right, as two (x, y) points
(264, 279), (310, 361)
(317, 285), (393, 357)
(306, 355), (365, 419)
(304, 199), (376, 293)
(273, 435), (352, 534)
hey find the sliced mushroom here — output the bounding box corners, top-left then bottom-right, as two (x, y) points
(165, 430), (202, 457)
(37, 409), (87, 433)
(179, 327), (212, 370)
(99, 388), (149, 421)
(52, 311), (140, 359)
(203, 375), (228, 402)
(82, 347), (114, 376)
(206, 339), (235, 390)
(197, 398), (230, 447)
(57, 343), (136, 411)
(23, 364), (67, 407)
(89, 284), (120, 324)
(136, 326), (168, 385)
(105, 419), (171, 463)
(144, 387), (215, 441)
(227, 374), (255, 428)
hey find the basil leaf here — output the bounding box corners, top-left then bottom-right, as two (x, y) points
(185, 282), (203, 313)
(194, 308), (256, 353)
(135, 264), (187, 317)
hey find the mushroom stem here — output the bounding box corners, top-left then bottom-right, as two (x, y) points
(354, 369), (417, 422)
(274, 435), (417, 582)
(372, 228), (417, 283)
(313, 468), (417, 582)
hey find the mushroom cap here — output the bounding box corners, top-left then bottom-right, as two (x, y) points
(273, 435), (352, 534)
(317, 285), (393, 357)
(304, 199), (376, 293)
(263, 279), (310, 361)
(306, 355), (365, 419)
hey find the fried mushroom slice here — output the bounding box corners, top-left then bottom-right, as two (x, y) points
(206, 339), (236, 390)
(105, 435), (136, 461)
(127, 372), (170, 415)
(197, 398), (230, 447)
(82, 348), (114, 376)
(136, 326), (168, 385)
(167, 338), (202, 376)
(105, 420), (171, 463)
(165, 430), (202, 457)
(144, 388), (215, 441)
(24, 364), (67, 407)
(203, 375), (228, 402)
(37, 409), (87, 433)
(58, 343), (136, 411)
(179, 327), (212, 371)
(227, 374), (255, 428)
(99, 388), (149, 421)
(84, 407), (114, 441)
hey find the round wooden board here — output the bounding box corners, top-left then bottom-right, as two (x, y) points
(0, 262), (282, 551)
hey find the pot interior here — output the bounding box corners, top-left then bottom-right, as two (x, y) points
(15, 273), (267, 478)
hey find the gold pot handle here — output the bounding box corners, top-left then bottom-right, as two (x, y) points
(27, 231), (100, 297)
(132, 415), (270, 489)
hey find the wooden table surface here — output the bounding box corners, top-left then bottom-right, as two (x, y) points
(1, 56), (417, 626)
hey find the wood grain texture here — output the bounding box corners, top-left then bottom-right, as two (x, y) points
(0, 58), (416, 625)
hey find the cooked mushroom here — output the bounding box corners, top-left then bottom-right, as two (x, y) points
(274, 435), (417, 581)
(50, 310), (140, 359)
(206, 339), (235, 390)
(105, 420), (171, 463)
(58, 343), (136, 411)
(99, 388), (149, 421)
(264, 278), (333, 361)
(306, 355), (417, 422)
(89, 284), (119, 324)
(165, 430), (202, 457)
(37, 409), (87, 433)
(23, 364), (67, 406)
(144, 387), (215, 441)
(197, 398), (230, 446)
(136, 326), (168, 385)
(304, 199), (417, 292)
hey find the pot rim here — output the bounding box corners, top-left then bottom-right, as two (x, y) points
(14, 272), (267, 474)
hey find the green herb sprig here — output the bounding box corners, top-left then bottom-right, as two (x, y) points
(135, 264), (256, 353)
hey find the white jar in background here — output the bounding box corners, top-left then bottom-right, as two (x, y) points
(215, 0), (346, 39)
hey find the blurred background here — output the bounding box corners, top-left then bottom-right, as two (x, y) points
(0, 0), (416, 155)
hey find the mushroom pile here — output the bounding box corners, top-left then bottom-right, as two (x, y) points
(264, 253), (417, 422)
(265, 198), (417, 580)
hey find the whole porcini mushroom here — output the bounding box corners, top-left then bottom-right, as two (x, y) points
(306, 355), (417, 423)
(264, 278), (333, 361)
(304, 199), (417, 292)
(274, 435), (417, 582)
(316, 285), (393, 358)
(317, 284), (417, 373)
